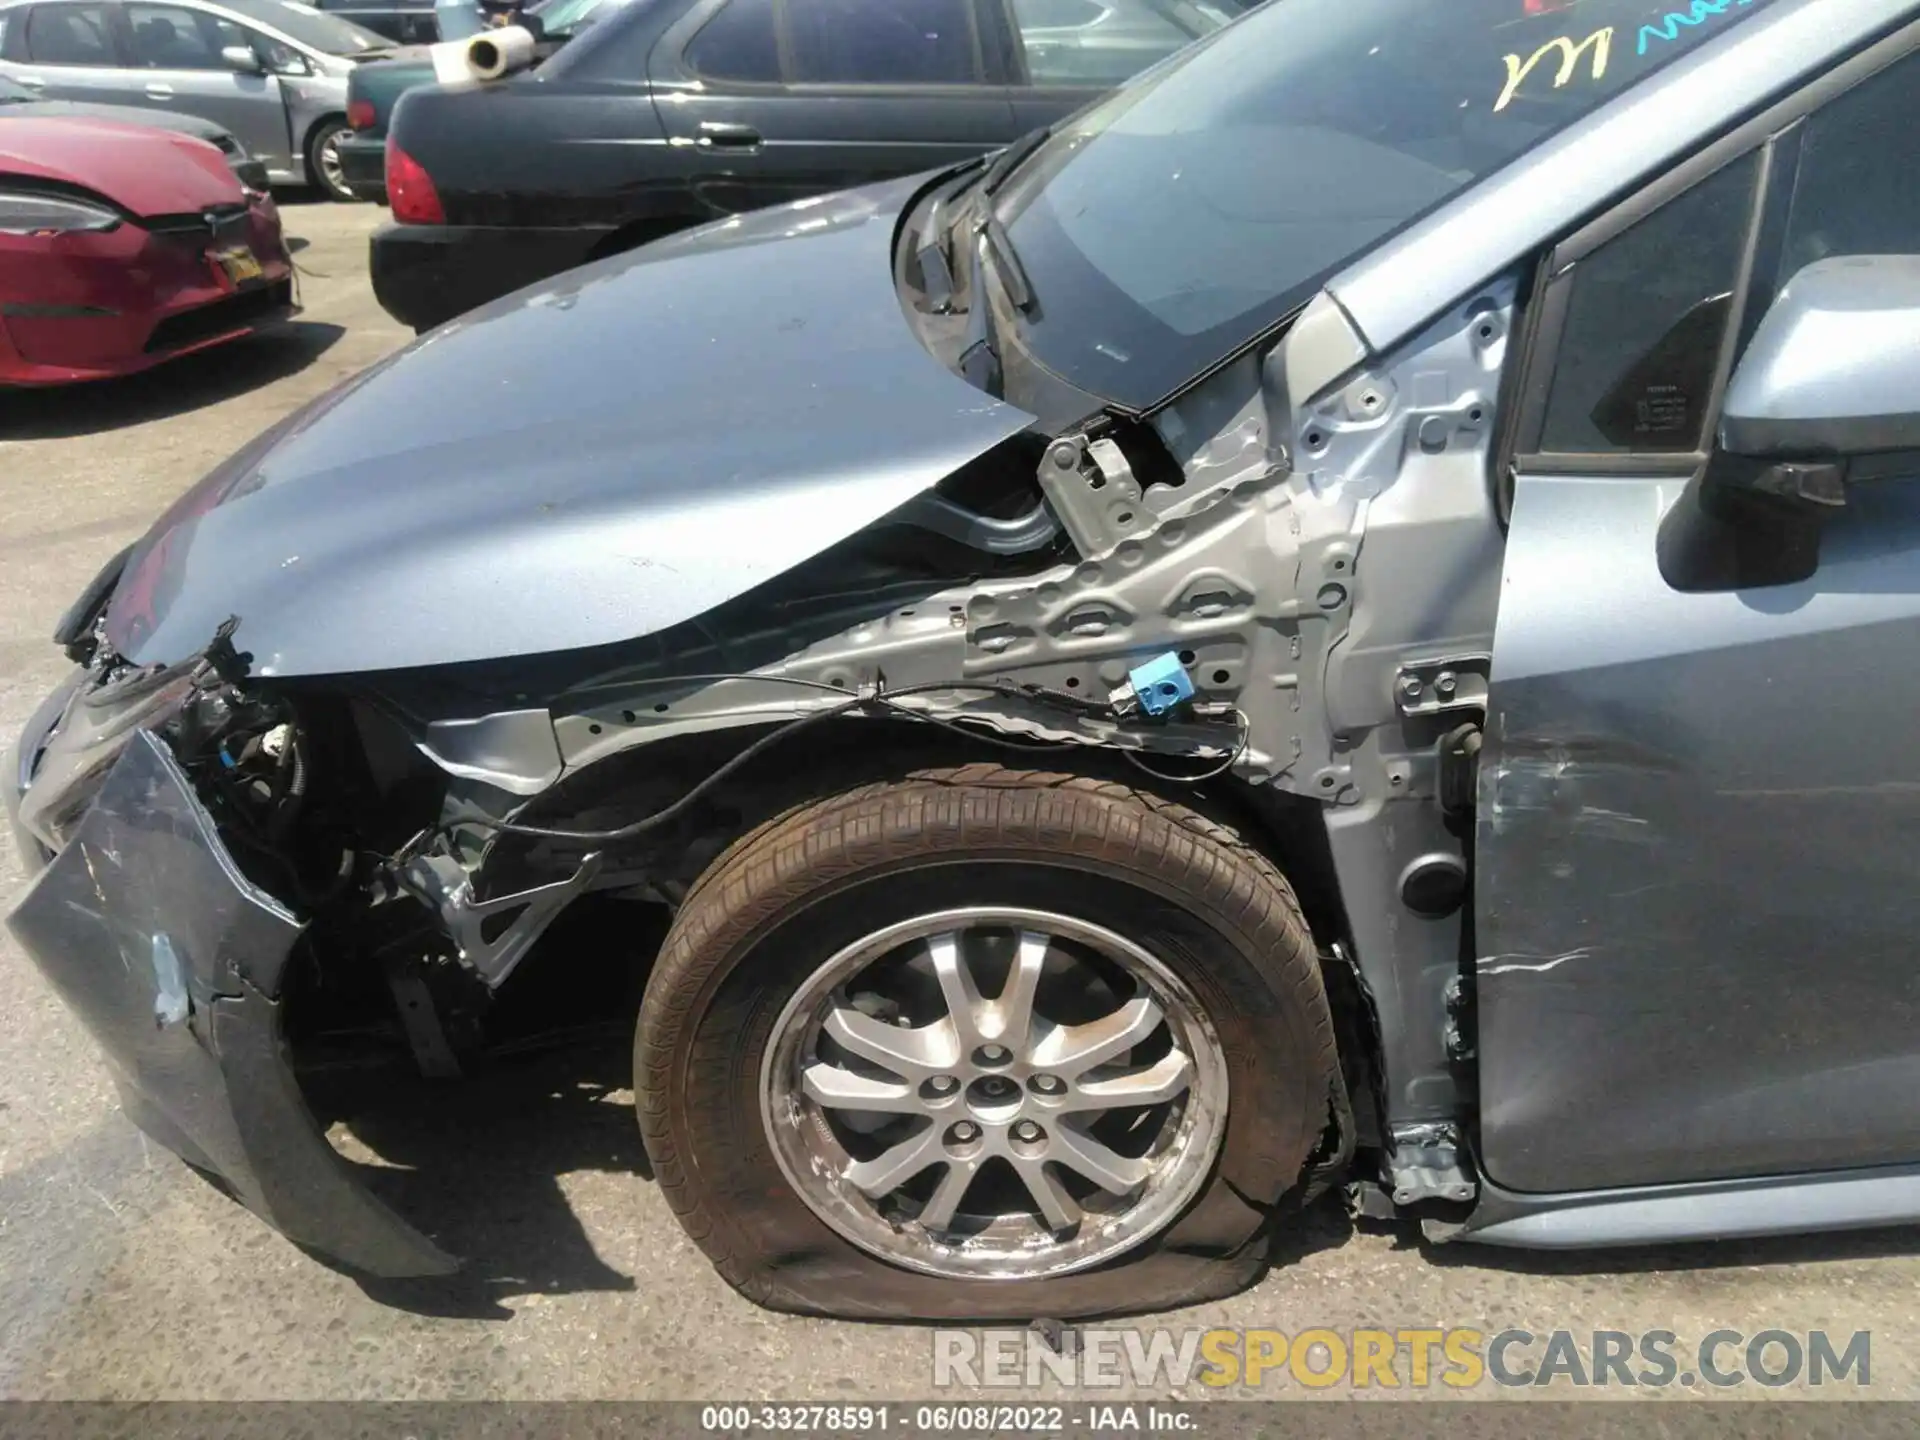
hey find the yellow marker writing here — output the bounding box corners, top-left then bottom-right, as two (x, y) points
(1495, 27), (1613, 113)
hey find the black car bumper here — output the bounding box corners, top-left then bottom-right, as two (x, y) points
(369, 221), (607, 332)
(4, 702), (455, 1279)
(337, 134), (387, 204)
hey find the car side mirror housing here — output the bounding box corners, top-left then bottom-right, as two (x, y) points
(221, 44), (266, 73)
(1717, 256), (1920, 502)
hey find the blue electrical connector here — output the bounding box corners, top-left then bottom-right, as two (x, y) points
(1112, 651), (1195, 719)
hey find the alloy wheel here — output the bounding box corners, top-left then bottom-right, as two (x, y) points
(760, 906), (1229, 1280)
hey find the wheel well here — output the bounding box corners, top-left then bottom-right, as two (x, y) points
(477, 717), (1380, 1173)
(301, 112), (348, 166)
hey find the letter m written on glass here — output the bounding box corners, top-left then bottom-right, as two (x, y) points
(1495, 27), (1614, 112)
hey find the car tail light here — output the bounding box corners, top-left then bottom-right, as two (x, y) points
(386, 142), (443, 225)
(347, 99), (376, 130)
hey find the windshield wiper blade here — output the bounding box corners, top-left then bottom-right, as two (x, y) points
(958, 230), (1004, 396)
(978, 216), (1033, 313)
(981, 124), (1052, 200)
(915, 159), (987, 312)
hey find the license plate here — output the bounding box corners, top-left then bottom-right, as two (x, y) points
(212, 245), (264, 286)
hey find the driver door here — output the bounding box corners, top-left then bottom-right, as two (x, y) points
(1476, 39), (1920, 1196)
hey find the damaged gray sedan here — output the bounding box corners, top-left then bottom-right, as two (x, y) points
(12, 0), (1920, 1320)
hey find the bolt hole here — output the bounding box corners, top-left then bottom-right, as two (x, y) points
(588, 723), (603, 735)
(831, 678), (847, 688)
(1304, 430), (1325, 449)
(1477, 323), (1494, 340)
(1211, 669), (1230, 685)
(1089, 474), (1106, 490)
(1116, 511), (1134, 524)
(652, 702), (669, 713)
(1178, 649), (1196, 665)
(1064, 676), (1080, 689)
(1320, 775), (1337, 789)
(1468, 406), (1484, 423)
(1333, 559), (1347, 571)
(621, 709), (636, 723)
(901, 609), (915, 617)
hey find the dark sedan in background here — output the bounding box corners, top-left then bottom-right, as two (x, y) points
(335, 0), (630, 203)
(373, 0), (1239, 331)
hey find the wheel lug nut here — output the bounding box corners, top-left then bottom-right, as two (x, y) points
(925, 1075), (958, 1095)
(1031, 1074), (1064, 1095)
(977, 1044), (1011, 1066)
(1012, 1120), (1044, 1143)
(948, 1121), (980, 1144)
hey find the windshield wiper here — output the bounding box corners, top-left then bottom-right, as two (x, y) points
(980, 124), (1052, 200)
(978, 215), (1033, 313)
(958, 230), (1004, 397)
(914, 158), (988, 312)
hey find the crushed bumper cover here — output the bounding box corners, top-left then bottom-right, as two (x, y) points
(4, 728), (455, 1278)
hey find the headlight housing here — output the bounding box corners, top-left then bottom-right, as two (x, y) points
(16, 660), (201, 852)
(0, 190), (121, 237)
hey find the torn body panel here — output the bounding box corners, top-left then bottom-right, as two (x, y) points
(5, 730), (454, 1278)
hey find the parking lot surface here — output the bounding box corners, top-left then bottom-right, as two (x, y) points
(3, 201), (1920, 1407)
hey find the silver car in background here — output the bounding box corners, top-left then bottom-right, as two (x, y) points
(0, 69), (270, 187)
(0, 0), (392, 198)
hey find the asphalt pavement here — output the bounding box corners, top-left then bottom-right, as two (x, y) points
(2, 200), (1918, 1410)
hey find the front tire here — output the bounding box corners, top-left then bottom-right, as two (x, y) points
(306, 119), (357, 203)
(636, 765), (1338, 1321)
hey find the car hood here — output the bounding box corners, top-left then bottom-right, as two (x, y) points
(0, 100), (226, 146)
(105, 175), (1035, 678)
(0, 116), (237, 212)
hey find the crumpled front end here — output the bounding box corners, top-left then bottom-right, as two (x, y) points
(5, 670), (455, 1279)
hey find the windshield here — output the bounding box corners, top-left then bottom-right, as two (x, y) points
(994, 0), (1782, 409)
(219, 0), (388, 53)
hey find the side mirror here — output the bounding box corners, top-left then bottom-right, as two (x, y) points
(221, 44), (266, 73)
(1717, 255), (1920, 504)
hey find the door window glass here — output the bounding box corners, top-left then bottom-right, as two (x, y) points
(1774, 53), (1920, 292)
(1011, 0), (1217, 88)
(127, 3), (223, 67)
(785, 0), (975, 85)
(1538, 153), (1758, 456)
(24, 3), (114, 64)
(684, 0), (778, 81)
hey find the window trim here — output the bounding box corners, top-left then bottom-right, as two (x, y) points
(676, 0), (993, 91)
(773, 0), (989, 91)
(125, 0), (235, 69)
(21, 0), (121, 66)
(1502, 16), (1920, 476)
(679, 0), (782, 85)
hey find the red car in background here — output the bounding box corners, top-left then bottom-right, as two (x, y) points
(0, 117), (295, 387)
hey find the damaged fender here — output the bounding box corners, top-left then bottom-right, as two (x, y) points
(5, 731), (455, 1278)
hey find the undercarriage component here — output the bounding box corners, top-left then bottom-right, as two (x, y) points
(393, 848), (604, 989)
(1385, 1119), (1476, 1205)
